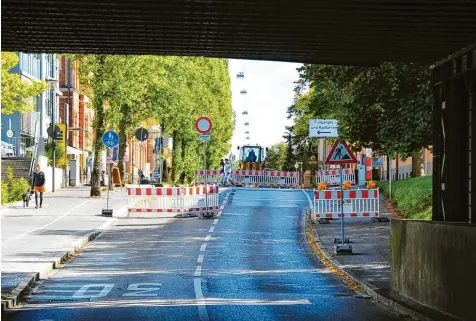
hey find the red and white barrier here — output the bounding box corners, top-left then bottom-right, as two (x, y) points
(315, 169), (355, 186)
(127, 185), (219, 216)
(195, 170), (222, 185)
(313, 188), (379, 219)
(183, 185), (219, 214)
(128, 187), (182, 213)
(229, 170), (299, 188)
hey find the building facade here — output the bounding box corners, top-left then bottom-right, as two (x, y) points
(58, 56), (94, 183)
(1, 53), (59, 158)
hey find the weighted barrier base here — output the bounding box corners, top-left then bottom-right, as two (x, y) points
(334, 243), (353, 254)
(200, 211), (216, 219)
(333, 237), (351, 244)
(371, 217), (390, 223)
(102, 209), (113, 217)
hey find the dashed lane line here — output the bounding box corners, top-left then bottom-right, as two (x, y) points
(194, 191), (230, 321)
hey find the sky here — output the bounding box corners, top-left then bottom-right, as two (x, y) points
(228, 59), (302, 156)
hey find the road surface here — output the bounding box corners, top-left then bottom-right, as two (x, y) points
(5, 188), (403, 321)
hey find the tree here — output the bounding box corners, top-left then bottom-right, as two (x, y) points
(288, 63), (432, 160)
(1, 52), (46, 115)
(266, 142), (288, 170)
(71, 54), (233, 191)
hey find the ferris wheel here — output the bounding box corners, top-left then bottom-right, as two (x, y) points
(236, 66), (251, 143)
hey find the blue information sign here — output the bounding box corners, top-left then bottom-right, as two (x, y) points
(102, 130), (119, 148)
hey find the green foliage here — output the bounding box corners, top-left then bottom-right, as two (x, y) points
(69, 54), (233, 187)
(377, 176), (432, 220)
(44, 140), (66, 168)
(1, 167), (30, 204)
(266, 142), (288, 170)
(1, 181), (9, 204)
(1, 52), (46, 115)
(287, 63), (432, 160)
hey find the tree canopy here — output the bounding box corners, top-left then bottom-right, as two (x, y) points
(265, 142), (288, 171)
(70, 54), (233, 194)
(1, 52), (46, 115)
(287, 63), (432, 161)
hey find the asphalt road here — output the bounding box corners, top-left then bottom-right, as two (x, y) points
(5, 188), (403, 321)
(1, 187), (128, 293)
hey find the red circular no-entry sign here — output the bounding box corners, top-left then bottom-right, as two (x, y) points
(195, 116), (213, 134)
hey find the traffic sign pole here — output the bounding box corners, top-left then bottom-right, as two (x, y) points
(204, 142), (208, 216)
(101, 130), (119, 217)
(340, 166), (345, 246)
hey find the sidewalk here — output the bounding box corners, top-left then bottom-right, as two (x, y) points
(310, 195), (460, 321)
(1, 186), (127, 306)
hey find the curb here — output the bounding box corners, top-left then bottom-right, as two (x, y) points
(306, 214), (435, 321)
(1, 205), (127, 315)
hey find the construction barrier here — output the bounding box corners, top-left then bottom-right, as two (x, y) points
(127, 185), (219, 216)
(195, 170), (222, 185)
(315, 169), (355, 186)
(230, 170), (299, 188)
(313, 189), (379, 219)
(182, 185), (219, 214)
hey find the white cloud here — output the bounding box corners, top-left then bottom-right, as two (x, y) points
(228, 59), (302, 156)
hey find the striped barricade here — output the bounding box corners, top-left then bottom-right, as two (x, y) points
(127, 185), (220, 217)
(313, 189), (379, 220)
(127, 187), (182, 214)
(315, 169), (355, 186)
(230, 170), (265, 187)
(265, 171), (299, 188)
(195, 170), (222, 185)
(182, 185), (219, 216)
(229, 170), (299, 188)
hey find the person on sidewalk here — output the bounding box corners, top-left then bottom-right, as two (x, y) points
(32, 164), (46, 209)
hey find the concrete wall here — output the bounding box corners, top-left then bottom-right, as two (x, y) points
(44, 166), (66, 192)
(391, 220), (476, 320)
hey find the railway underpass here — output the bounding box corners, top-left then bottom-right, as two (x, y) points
(2, 1), (475, 319)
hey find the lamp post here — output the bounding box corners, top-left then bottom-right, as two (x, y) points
(46, 74), (62, 192)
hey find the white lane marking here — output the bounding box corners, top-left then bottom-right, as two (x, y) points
(200, 244), (208, 252)
(213, 219), (219, 225)
(3, 200), (91, 245)
(204, 235), (212, 242)
(194, 278), (210, 321)
(208, 226), (215, 233)
(302, 190), (313, 209)
(26, 297), (312, 307)
(220, 205), (225, 210)
(194, 266), (202, 277)
(122, 283), (161, 297)
(197, 254), (204, 264)
(216, 212), (222, 217)
(72, 284), (113, 299)
(233, 198), (308, 202)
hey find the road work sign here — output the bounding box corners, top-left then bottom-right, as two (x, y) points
(325, 140), (357, 165)
(309, 119), (338, 138)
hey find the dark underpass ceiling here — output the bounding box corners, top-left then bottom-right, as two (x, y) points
(2, 0), (476, 65)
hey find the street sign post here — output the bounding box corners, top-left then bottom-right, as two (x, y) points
(196, 117), (213, 218)
(325, 140), (357, 254)
(101, 130), (119, 217)
(195, 116), (213, 134)
(309, 119), (338, 138)
(102, 130), (119, 149)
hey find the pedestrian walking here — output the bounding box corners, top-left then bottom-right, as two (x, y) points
(32, 163), (46, 209)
